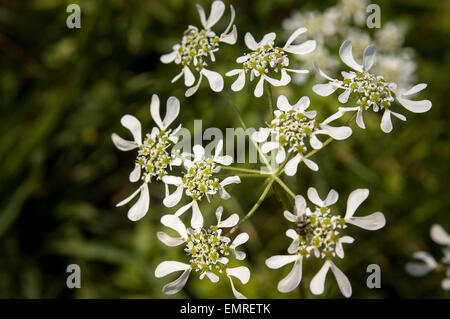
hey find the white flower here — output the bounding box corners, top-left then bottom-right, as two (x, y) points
(160, 1), (237, 97)
(252, 95), (352, 176)
(155, 208), (250, 298)
(313, 40), (432, 133)
(226, 28), (316, 97)
(265, 188), (385, 297)
(406, 224), (450, 290)
(111, 94), (182, 221)
(162, 140), (240, 228)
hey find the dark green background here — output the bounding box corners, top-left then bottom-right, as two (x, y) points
(0, 0), (448, 298)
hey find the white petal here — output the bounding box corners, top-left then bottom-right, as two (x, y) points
(402, 83), (427, 96)
(226, 266), (250, 284)
(149, 94), (164, 130)
(345, 188), (369, 219)
(405, 262), (433, 277)
(193, 144), (205, 161)
(286, 229), (298, 240)
(261, 141), (280, 154)
(220, 24), (237, 44)
(196, 4), (207, 29)
(174, 201), (194, 217)
(161, 214), (188, 239)
(116, 186), (141, 207)
(157, 232), (185, 247)
(324, 189), (339, 206)
(397, 97), (432, 113)
(338, 89), (351, 103)
(163, 185), (184, 207)
(205, 271), (220, 283)
(129, 163), (141, 182)
(231, 70), (246, 92)
(284, 40), (316, 55)
(381, 109), (393, 133)
(330, 260), (352, 298)
(265, 255), (298, 269)
(160, 50), (177, 64)
(430, 224), (450, 246)
(301, 156), (319, 171)
(312, 83), (338, 96)
(276, 147), (286, 164)
(295, 195), (307, 217)
(191, 201), (204, 229)
(221, 4), (236, 36)
(111, 133), (138, 151)
(227, 275), (247, 299)
(162, 268), (191, 295)
(127, 183), (149, 221)
(252, 128), (270, 143)
(413, 251), (438, 269)
(244, 32), (258, 50)
(254, 75), (265, 98)
(215, 206), (223, 223)
(278, 257), (302, 293)
(322, 125), (352, 140)
(155, 261), (190, 278)
(284, 27), (307, 48)
(205, 0), (225, 29)
(186, 74), (203, 97)
(284, 211), (297, 223)
(162, 96), (180, 129)
(339, 40), (363, 72)
(232, 232), (249, 248)
(120, 114), (142, 145)
(312, 60), (335, 81)
(202, 69), (224, 92)
(347, 212), (386, 230)
(307, 187), (324, 207)
(260, 32), (276, 46)
(215, 155), (233, 166)
(162, 175), (182, 186)
(276, 95), (292, 112)
(310, 134), (323, 150)
(362, 45), (376, 72)
(310, 260), (331, 295)
(284, 154), (301, 176)
(220, 176), (241, 187)
(219, 213), (239, 228)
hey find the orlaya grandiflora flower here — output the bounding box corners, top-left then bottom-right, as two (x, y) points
(160, 1), (237, 97)
(252, 95), (352, 175)
(162, 140), (240, 228)
(226, 28), (316, 97)
(265, 188), (386, 297)
(312, 40), (432, 133)
(155, 207), (250, 298)
(406, 224), (450, 291)
(112, 94), (182, 221)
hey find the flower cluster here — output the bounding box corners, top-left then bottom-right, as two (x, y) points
(253, 95), (352, 175)
(406, 224), (450, 290)
(226, 28), (316, 97)
(313, 40), (432, 133)
(161, 1), (237, 97)
(155, 207), (250, 298)
(266, 188), (386, 297)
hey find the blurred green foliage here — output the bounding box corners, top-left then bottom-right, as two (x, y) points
(0, 0), (449, 298)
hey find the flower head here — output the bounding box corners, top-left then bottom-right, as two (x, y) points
(253, 95), (352, 175)
(162, 140), (240, 228)
(406, 224), (450, 291)
(112, 94), (182, 221)
(313, 40), (432, 133)
(226, 28), (316, 97)
(265, 188), (385, 297)
(161, 1), (237, 97)
(155, 207), (250, 298)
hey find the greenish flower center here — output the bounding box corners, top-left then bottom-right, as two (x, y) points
(178, 28), (220, 71)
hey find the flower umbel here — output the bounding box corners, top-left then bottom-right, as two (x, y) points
(226, 28), (316, 97)
(155, 207), (250, 298)
(265, 188), (386, 297)
(161, 1), (237, 97)
(313, 40), (432, 133)
(112, 94), (182, 221)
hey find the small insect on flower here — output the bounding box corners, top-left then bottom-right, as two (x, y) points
(312, 40), (432, 133)
(111, 94), (182, 221)
(406, 224), (450, 291)
(252, 95), (352, 176)
(265, 188), (386, 297)
(155, 207), (250, 298)
(160, 1), (237, 97)
(226, 28), (316, 97)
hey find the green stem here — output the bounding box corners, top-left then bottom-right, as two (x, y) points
(229, 178), (274, 235)
(274, 176), (296, 199)
(265, 82), (274, 118)
(220, 166), (264, 175)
